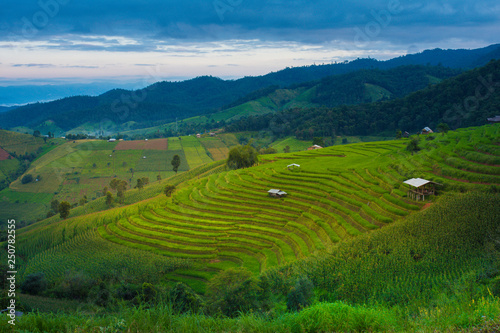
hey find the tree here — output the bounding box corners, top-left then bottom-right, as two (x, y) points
(33, 130), (41, 137)
(171, 154), (181, 174)
(157, 174), (161, 181)
(79, 195), (87, 206)
(21, 174), (33, 184)
(135, 177), (149, 190)
(396, 129), (402, 139)
(312, 137), (325, 147)
(227, 145), (259, 170)
(58, 201), (71, 219)
(51, 199), (60, 213)
(283, 145), (290, 153)
(164, 185), (176, 197)
(437, 122), (450, 134)
(406, 137), (421, 155)
(205, 267), (262, 317)
(102, 186), (108, 197)
(105, 191), (113, 206)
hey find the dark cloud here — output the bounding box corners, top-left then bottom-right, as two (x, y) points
(1, 0), (498, 47)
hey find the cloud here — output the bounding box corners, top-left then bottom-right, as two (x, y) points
(1, 0), (498, 46)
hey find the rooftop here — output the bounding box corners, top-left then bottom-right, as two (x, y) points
(403, 178), (441, 188)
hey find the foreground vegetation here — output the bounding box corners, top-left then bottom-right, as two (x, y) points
(2, 192), (499, 332)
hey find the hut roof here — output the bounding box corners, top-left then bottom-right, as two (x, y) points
(268, 189), (287, 195)
(287, 163), (300, 168)
(403, 178), (441, 188)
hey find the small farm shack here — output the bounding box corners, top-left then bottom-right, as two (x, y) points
(403, 178), (441, 201)
(268, 189), (287, 198)
(421, 127), (433, 135)
(287, 163), (300, 170)
(308, 145), (323, 150)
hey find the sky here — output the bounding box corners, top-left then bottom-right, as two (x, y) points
(0, 0), (499, 88)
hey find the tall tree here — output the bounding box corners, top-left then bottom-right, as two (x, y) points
(105, 191), (113, 206)
(51, 199), (60, 213)
(171, 155), (181, 174)
(58, 201), (71, 219)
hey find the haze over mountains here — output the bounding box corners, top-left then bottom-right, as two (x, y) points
(0, 44), (499, 135)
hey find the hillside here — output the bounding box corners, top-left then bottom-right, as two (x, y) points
(1, 44), (498, 135)
(10, 125), (499, 289)
(2, 124), (499, 332)
(121, 65), (462, 138)
(227, 59), (500, 138)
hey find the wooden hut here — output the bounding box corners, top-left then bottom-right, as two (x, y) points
(268, 189), (287, 198)
(307, 145), (323, 150)
(287, 163), (300, 170)
(403, 178), (441, 201)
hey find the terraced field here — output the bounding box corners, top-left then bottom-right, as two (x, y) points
(10, 125), (499, 293)
(95, 140), (427, 288)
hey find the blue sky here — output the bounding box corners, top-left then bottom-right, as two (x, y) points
(1, 0), (499, 86)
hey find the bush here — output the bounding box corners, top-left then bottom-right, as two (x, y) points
(205, 267), (262, 317)
(114, 282), (140, 301)
(21, 272), (47, 295)
(169, 282), (203, 313)
(287, 276), (314, 311)
(51, 271), (94, 300)
(227, 145), (259, 170)
(21, 174), (33, 184)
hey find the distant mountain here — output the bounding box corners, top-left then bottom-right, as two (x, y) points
(0, 82), (141, 106)
(226, 59), (500, 138)
(0, 106), (17, 113)
(1, 44), (498, 133)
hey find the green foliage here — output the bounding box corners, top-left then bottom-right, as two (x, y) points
(141, 282), (157, 304)
(164, 184), (176, 197)
(206, 267), (263, 317)
(51, 271), (94, 300)
(312, 137), (325, 147)
(58, 201), (71, 219)
(21, 174), (33, 184)
(406, 136), (421, 154)
(169, 282), (203, 313)
(226, 145), (258, 170)
(287, 276), (314, 311)
(105, 191), (113, 206)
(437, 122), (450, 133)
(171, 154), (181, 173)
(21, 272), (47, 295)
(259, 147), (277, 155)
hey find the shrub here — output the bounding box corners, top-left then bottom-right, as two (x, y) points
(169, 282), (203, 313)
(205, 267), (262, 317)
(21, 272), (47, 295)
(287, 276), (314, 311)
(21, 174), (33, 184)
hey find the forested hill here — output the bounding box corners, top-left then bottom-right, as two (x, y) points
(0, 44), (498, 132)
(226, 59), (500, 138)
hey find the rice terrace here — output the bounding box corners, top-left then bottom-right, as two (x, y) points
(1, 121), (499, 331)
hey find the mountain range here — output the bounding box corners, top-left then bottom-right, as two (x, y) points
(0, 44), (499, 135)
